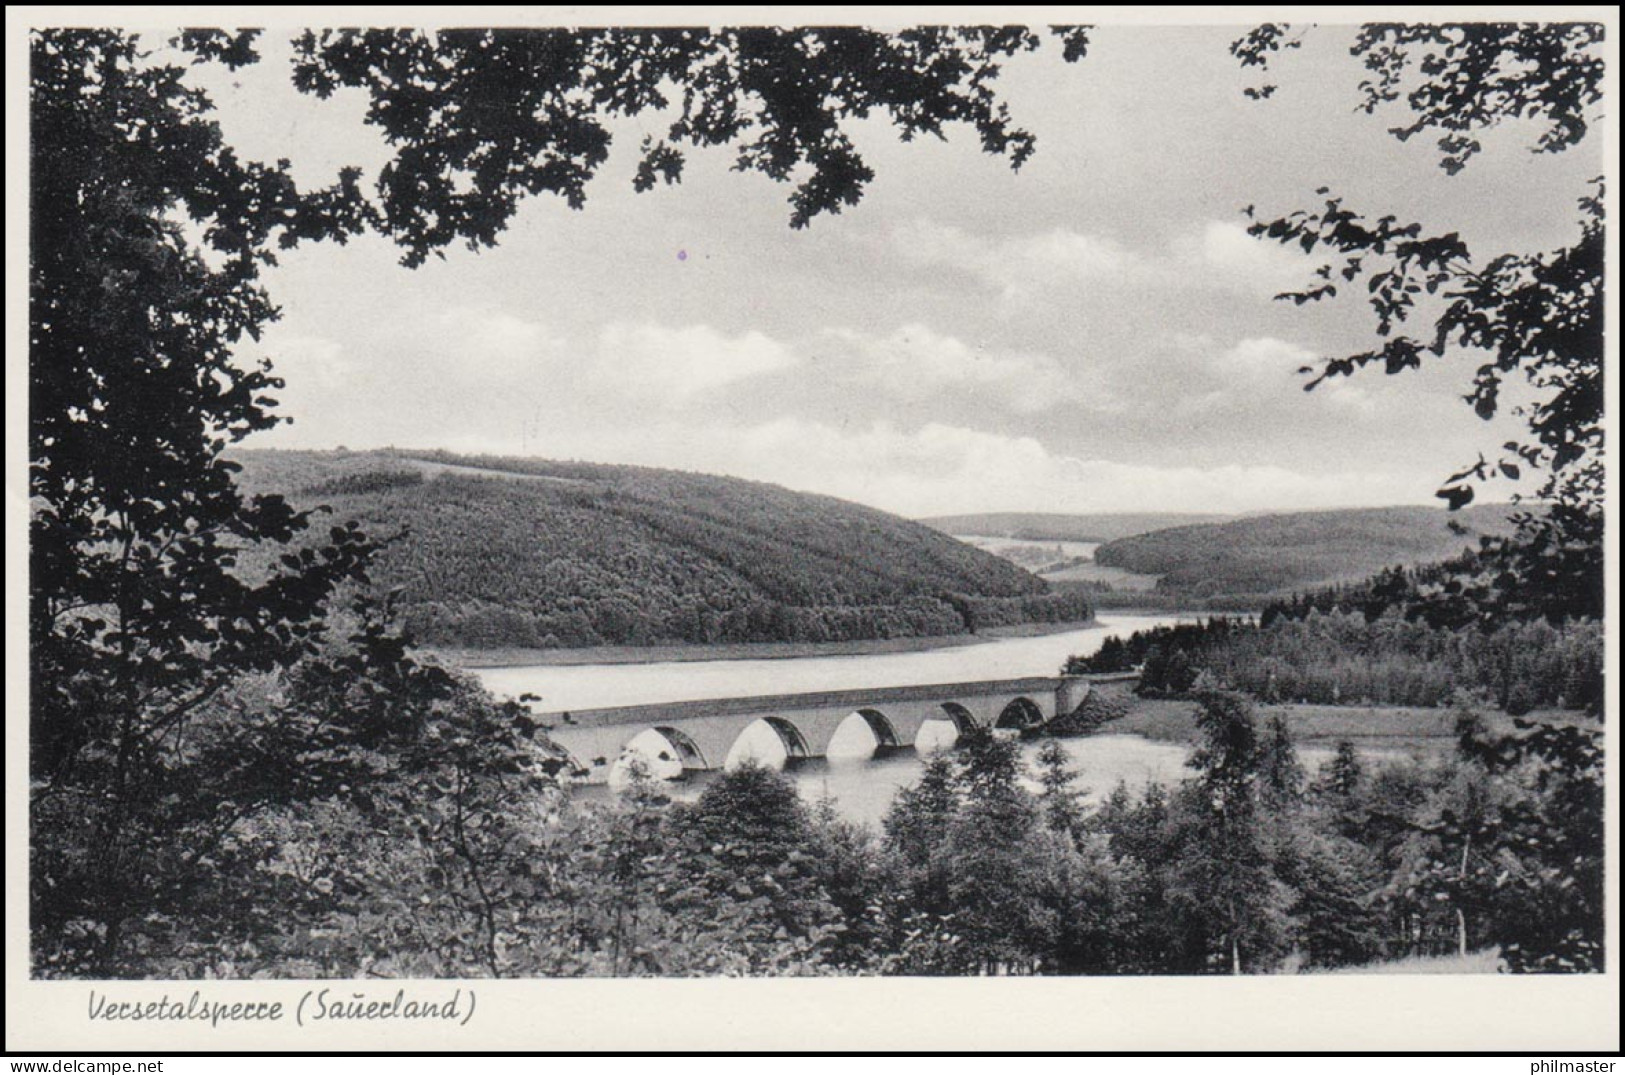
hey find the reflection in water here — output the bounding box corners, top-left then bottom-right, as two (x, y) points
(604, 734), (1195, 828)
(825, 712), (880, 761)
(915, 720), (959, 754)
(587, 732), (1434, 829)
(474, 612), (1433, 826)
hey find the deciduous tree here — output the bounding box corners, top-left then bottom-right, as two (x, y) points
(1234, 23), (1605, 625)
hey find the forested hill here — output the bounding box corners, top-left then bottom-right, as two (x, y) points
(1094, 504), (1525, 601)
(232, 449), (1092, 650)
(919, 511), (1231, 542)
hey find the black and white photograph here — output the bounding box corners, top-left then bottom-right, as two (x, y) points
(7, 4), (1619, 1054)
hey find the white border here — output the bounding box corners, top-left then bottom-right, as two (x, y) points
(5, 5), (1619, 1053)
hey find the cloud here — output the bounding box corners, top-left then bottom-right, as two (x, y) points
(485, 416), (1432, 518)
(826, 322), (1119, 414)
(1007, 228), (1135, 280)
(889, 218), (1137, 307)
(400, 314), (799, 404)
(424, 306), (566, 383)
(1217, 336), (1316, 376)
(242, 332), (358, 419)
(892, 217), (1315, 306)
(1176, 220), (1316, 295)
(439, 307), (560, 360)
(595, 322), (799, 401)
(728, 420), (1412, 516)
(1206, 336), (1376, 415)
(260, 333), (351, 390)
(1312, 378), (1377, 415)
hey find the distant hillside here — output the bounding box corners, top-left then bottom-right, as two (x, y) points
(919, 511), (1233, 543)
(1094, 504), (1524, 601)
(232, 449), (1093, 650)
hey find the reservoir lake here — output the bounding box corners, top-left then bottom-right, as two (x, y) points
(468, 613), (1423, 826)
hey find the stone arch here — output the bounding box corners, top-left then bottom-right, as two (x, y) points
(939, 701), (980, 736)
(828, 708), (903, 759)
(761, 716), (812, 759)
(995, 696), (1045, 731)
(615, 725), (709, 784)
(725, 715), (812, 769)
(651, 725), (708, 769)
(853, 708), (901, 749)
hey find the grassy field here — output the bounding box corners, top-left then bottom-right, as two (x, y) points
(1312, 949), (1505, 974)
(1041, 559), (1163, 590)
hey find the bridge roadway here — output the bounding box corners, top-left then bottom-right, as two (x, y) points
(540, 672), (1140, 778)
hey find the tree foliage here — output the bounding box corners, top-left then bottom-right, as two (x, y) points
(30, 30), (383, 972)
(1232, 22), (1605, 626)
(28, 21), (1608, 983)
(28, 23), (1092, 974)
(234, 449), (1092, 650)
(1093, 504), (1521, 602)
(28, 23), (1105, 987)
(289, 26), (1089, 259)
(1068, 611), (1602, 714)
(1234, 23), (1604, 173)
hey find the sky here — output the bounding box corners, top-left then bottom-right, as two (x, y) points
(197, 22), (1601, 518)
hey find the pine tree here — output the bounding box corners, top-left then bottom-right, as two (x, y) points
(1322, 740), (1364, 800)
(1168, 691), (1295, 973)
(1034, 739), (1086, 842)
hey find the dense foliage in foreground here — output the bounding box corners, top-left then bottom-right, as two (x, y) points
(234, 450), (1093, 649)
(29, 23), (1605, 983)
(1046, 551), (1606, 976)
(34, 658), (1601, 977)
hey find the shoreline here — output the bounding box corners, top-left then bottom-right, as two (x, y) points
(427, 614), (1190, 670)
(1107, 698), (1591, 747)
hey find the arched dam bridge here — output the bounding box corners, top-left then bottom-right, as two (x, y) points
(540, 672), (1140, 778)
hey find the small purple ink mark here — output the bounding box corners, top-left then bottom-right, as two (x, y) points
(677, 249), (688, 261)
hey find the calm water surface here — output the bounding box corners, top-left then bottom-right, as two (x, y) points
(468, 613), (1423, 826)
(953, 534), (1102, 561)
(566, 734), (1422, 828)
(565, 733), (1196, 826)
(471, 612), (1190, 712)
